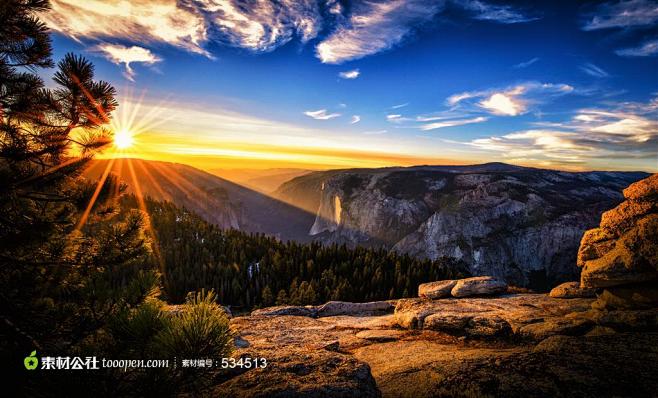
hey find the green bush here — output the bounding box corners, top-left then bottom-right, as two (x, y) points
(155, 289), (234, 360)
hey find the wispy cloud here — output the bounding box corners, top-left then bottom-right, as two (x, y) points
(465, 96), (658, 167)
(391, 103), (409, 109)
(513, 57), (539, 69)
(580, 63), (609, 78)
(582, 0), (658, 30)
(316, 0), (445, 64)
(420, 116), (488, 130)
(42, 0), (543, 71)
(339, 69), (360, 79)
(447, 82), (574, 116)
(315, 0), (538, 64)
(363, 130), (388, 135)
(94, 43), (161, 81)
(458, 0), (540, 24)
(616, 39), (658, 57)
(304, 109), (341, 120)
(350, 115), (361, 124)
(200, 0), (321, 52)
(41, 0), (209, 55)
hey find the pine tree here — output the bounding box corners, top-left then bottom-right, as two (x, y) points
(0, 0), (156, 376)
(261, 285), (274, 307)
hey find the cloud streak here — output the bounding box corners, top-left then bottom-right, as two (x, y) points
(458, 0), (540, 24)
(616, 39), (658, 57)
(513, 57), (539, 68)
(350, 115), (361, 124)
(339, 69), (360, 79)
(304, 109), (341, 120)
(420, 116), (488, 130)
(580, 63), (609, 78)
(582, 0), (658, 30)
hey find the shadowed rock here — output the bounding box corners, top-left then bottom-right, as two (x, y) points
(578, 173), (658, 290)
(549, 281), (596, 298)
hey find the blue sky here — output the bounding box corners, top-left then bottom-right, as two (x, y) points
(41, 0), (657, 171)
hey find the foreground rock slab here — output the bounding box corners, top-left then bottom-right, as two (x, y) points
(394, 294), (593, 338)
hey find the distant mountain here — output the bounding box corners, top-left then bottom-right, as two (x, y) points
(85, 158), (315, 242)
(209, 167), (313, 193)
(275, 162), (650, 289)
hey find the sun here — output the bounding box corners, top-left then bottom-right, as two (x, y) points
(114, 128), (135, 149)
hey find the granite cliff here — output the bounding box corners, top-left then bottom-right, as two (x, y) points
(276, 163), (648, 288)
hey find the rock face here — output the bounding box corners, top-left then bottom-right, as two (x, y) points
(549, 281), (596, 298)
(450, 276), (507, 297)
(577, 173), (658, 309)
(418, 280), (457, 299)
(276, 163), (647, 287)
(578, 173), (658, 288)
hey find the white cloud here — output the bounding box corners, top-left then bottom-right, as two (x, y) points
(304, 109), (341, 120)
(580, 63), (609, 78)
(339, 69), (360, 79)
(582, 0), (658, 30)
(363, 130), (388, 135)
(391, 102), (409, 109)
(41, 0), (210, 55)
(465, 96), (658, 167)
(350, 115), (361, 124)
(199, 0), (321, 52)
(457, 0), (539, 24)
(479, 93), (525, 116)
(316, 0), (445, 64)
(41, 0), (543, 69)
(513, 57), (539, 69)
(616, 39), (658, 57)
(94, 44), (161, 81)
(448, 82), (573, 116)
(420, 116), (488, 130)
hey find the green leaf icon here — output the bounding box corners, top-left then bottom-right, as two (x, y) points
(24, 351), (38, 370)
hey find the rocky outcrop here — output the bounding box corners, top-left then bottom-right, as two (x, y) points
(226, 295), (658, 397)
(418, 280), (457, 299)
(577, 173), (658, 309)
(549, 281), (596, 298)
(450, 276), (507, 297)
(277, 163), (647, 287)
(393, 294), (593, 337)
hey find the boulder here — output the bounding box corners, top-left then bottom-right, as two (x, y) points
(578, 174), (658, 289)
(549, 281), (596, 299)
(316, 301), (393, 317)
(450, 276), (508, 297)
(418, 280), (457, 299)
